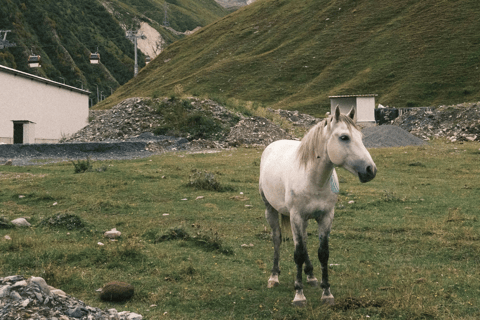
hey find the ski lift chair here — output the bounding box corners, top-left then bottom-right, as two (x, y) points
(28, 55), (41, 68)
(90, 52), (100, 64)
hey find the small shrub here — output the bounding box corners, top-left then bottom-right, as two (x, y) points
(71, 157), (92, 173)
(39, 213), (87, 230)
(155, 227), (190, 242)
(382, 190), (404, 203)
(187, 169), (235, 192)
(151, 90), (162, 99)
(155, 226), (234, 255)
(0, 217), (14, 229)
(174, 84), (184, 97)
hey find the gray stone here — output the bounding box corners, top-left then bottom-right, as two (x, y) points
(11, 280), (27, 289)
(28, 277), (50, 294)
(4, 275), (23, 282)
(67, 306), (88, 318)
(10, 218), (31, 227)
(0, 285), (10, 298)
(10, 291), (22, 300)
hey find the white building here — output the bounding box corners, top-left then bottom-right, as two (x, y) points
(0, 64), (90, 144)
(329, 94), (377, 125)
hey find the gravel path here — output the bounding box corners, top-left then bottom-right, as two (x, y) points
(0, 134), (189, 166)
(0, 125), (425, 166)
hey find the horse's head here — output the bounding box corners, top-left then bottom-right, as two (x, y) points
(327, 106), (377, 183)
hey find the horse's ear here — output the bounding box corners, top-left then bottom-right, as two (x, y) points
(348, 106), (355, 120)
(334, 105), (341, 121)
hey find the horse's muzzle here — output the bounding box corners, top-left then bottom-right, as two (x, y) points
(358, 165), (376, 183)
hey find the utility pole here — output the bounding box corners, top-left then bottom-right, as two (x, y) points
(126, 29), (146, 77)
(163, 2), (169, 27)
(0, 30), (16, 49)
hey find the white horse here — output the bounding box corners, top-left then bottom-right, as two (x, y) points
(259, 106), (377, 306)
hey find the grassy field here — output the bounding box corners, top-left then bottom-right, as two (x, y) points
(1, 140), (479, 319)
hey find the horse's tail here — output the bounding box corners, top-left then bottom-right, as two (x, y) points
(281, 214), (291, 235)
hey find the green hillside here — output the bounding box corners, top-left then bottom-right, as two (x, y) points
(104, 0), (232, 33)
(100, 0), (480, 116)
(0, 0), (229, 104)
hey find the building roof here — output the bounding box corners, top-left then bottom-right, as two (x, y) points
(0, 64), (91, 95)
(329, 94), (377, 98)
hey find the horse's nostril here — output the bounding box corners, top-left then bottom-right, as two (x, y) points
(366, 165), (376, 177)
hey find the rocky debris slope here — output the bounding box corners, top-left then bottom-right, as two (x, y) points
(66, 98), (173, 143)
(0, 275), (142, 320)
(64, 97), (298, 147)
(267, 108), (320, 128)
(226, 117), (294, 146)
(392, 102), (480, 142)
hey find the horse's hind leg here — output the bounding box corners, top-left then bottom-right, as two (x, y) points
(263, 196), (281, 288)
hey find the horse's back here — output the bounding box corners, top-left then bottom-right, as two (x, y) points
(260, 140), (300, 174)
(259, 140), (300, 213)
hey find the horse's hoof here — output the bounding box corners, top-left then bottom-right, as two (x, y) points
(321, 294), (335, 306)
(307, 277), (318, 287)
(292, 290), (306, 307)
(292, 299), (306, 307)
(267, 275), (279, 288)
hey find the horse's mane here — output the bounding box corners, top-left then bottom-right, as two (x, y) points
(297, 113), (358, 168)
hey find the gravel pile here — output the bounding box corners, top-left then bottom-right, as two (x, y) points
(362, 125), (426, 148)
(392, 101), (480, 142)
(0, 275), (142, 320)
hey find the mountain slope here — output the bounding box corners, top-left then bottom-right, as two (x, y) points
(0, 0), (229, 104)
(100, 0), (480, 116)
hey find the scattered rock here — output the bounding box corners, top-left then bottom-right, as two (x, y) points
(99, 281), (135, 302)
(10, 218), (31, 227)
(0, 275), (142, 319)
(104, 228), (122, 239)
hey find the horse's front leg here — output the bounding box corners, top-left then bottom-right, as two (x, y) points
(291, 216), (309, 307)
(317, 211), (335, 305)
(265, 207), (281, 288)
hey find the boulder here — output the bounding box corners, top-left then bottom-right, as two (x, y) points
(100, 281), (135, 302)
(10, 218), (31, 227)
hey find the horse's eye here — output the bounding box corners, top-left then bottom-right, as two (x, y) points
(340, 135), (350, 141)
